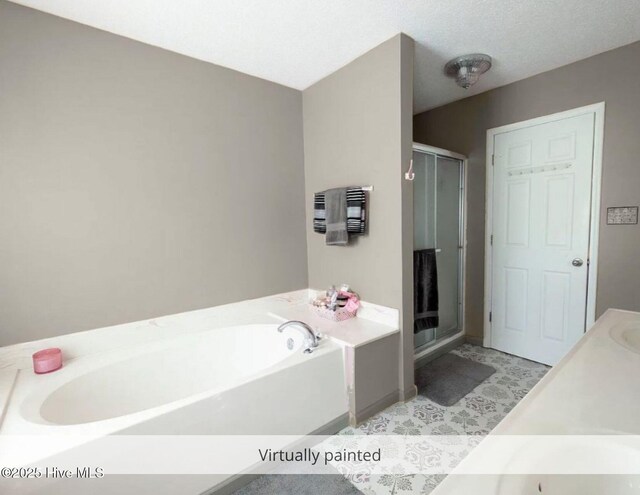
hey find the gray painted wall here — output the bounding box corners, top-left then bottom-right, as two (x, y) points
(414, 41), (640, 342)
(352, 333), (401, 424)
(0, 1), (308, 346)
(303, 34), (415, 397)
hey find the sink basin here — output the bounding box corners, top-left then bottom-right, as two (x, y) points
(498, 475), (640, 494)
(495, 437), (640, 494)
(610, 322), (640, 354)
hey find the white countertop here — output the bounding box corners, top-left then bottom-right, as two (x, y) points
(432, 308), (640, 494)
(0, 289), (398, 372)
(0, 370), (17, 426)
(268, 292), (399, 348)
(0, 289), (399, 437)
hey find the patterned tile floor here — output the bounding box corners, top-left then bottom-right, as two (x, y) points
(337, 344), (550, 495)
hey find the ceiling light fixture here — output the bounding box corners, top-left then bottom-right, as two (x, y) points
(444, 54), (492, 89)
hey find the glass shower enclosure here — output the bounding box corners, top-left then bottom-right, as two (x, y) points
(413, 144), (465, 353)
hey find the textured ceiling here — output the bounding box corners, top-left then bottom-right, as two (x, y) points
(9, 0), (640, 113)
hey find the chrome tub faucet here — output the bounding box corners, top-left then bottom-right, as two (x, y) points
(277, 320), (321, 353)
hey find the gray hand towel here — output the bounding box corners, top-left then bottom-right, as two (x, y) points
(325, 188), (348, 246)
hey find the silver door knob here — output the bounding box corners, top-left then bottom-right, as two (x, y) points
(572, 258), (584, 267)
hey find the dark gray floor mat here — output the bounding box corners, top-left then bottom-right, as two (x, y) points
(416, 352), (496, 406)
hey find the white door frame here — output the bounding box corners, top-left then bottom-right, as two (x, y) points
(483, 102), (605, 348)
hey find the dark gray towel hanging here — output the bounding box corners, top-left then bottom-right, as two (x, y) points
(313, 188), (366, 235)
(414, 248), (439, 333)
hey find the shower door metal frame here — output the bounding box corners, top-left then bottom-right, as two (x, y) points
(412, 142), (467, 359)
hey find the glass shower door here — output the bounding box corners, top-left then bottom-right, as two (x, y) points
(434, 156), (461, 340)
(413, 150), (463, 351)
(413, 151), (437, 349)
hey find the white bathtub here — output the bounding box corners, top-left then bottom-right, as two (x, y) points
(1, 323), (348, 494)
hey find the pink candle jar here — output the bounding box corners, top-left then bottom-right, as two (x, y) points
(32, 348), (63, 374)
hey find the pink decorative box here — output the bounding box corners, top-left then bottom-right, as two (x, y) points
(311, 305), (357, 322)
(32, 348), (63, 374)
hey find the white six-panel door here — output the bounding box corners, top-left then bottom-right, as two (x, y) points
(490, 112), (595, 365)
